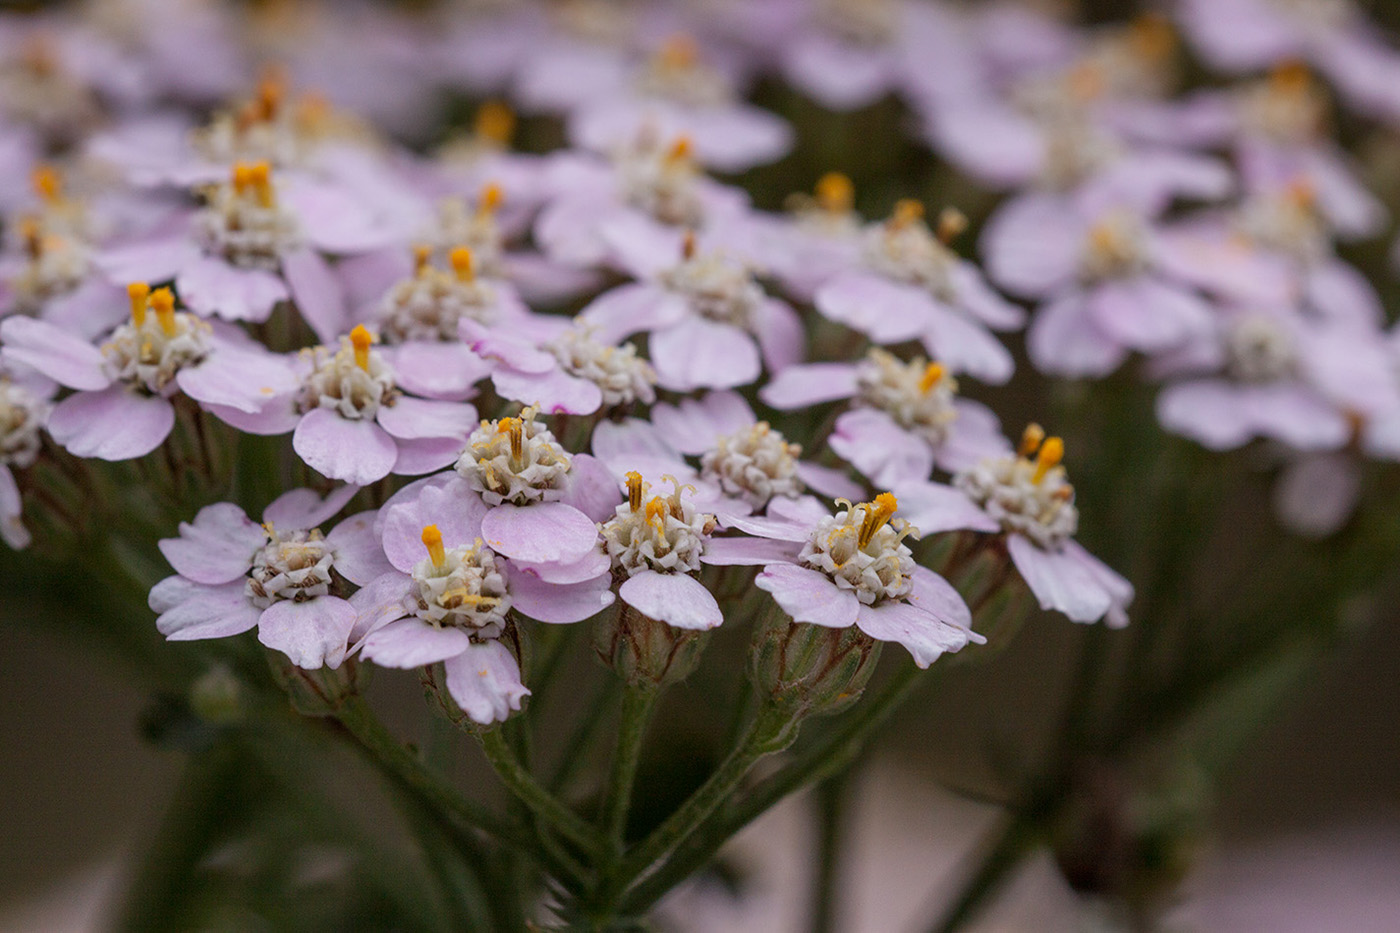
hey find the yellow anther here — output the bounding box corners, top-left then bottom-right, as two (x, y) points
(1067, 62), (1103, 102)
(497, 416), (525, 462)
(890, 199), (924, 229)
(1019, 423), (1045, 457)
(32, 165), (60, 203)
(295, 91), (331, 132)
(478, 181), (504, 215)
(1285, 178), (1316, 209)
(626, 471), (645, 512)
(1130, 12), (1175, 61)
(937, 207), (967, 245)
(412, 243), (432, 275)
(232, 162), (255, 193)
(918, 362), (945, 395)
(1270, 60), (1312, 95)
(656, 34), (698, 70)
(681, 229), (697, 260)
(422, 524), (446, 567)
(1033, 436), (1064, 484)
(858, 492), (899, 549)
(127, 282), (150, 326)
(257, 71), (284, 121)
(248, 161), (274, 208)
(149, 288), (177, 336)
(666, 135), (692, 164)
(350, 325), (374, 371)
(644, 496), (669, 534)
(475, 100), (516, 145)
(449, 246), (475, 282)
(815, 172), (854, 213)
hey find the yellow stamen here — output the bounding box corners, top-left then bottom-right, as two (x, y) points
(149, 288), (177, 336)
(656, 34), (698, 70)
(681, 229), (697, 260)
(918, 362), (945, 395)
(626, 471), (644, 512)
(18, 217), (41, 258)
(232, 162), (254, 194)
(1130, 12), (1175, 61)
(666, 136), (692, 164)
(937, 207), (967, 245)
(497, 416), (524, 462)
(1285, 178), (1316, 209)
(256, 67), (285, 121)
(350, 325), (373, 371)
(127, 282), (150, 326)
(478, 182), (503, 216)
(422, 524), (445, 567)
(475, 100), (515, 145)
(890, 199), (924, 230)
(32, 165), (60, 203)
(1270, 60), (1312, 96)
(1033, 437), (1064, 484)
(449, 246), (474, 282)
(413, 244), (432, 275)
(858, 493), (899, 549)
(815, 172), (853, 213)
(644, 496), (669, 535)
(249, 161), (274, 208)
(1067, 62), (1103, 102)
(1019, 423), (1045, 458)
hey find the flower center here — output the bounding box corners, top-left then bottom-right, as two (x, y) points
(380, 246), (498, 343)
(299, 325), (397, 420)
(455, 406), (572, 507)
(862, 200), (963, 299)
(10, 214), (89, 312)
(855, 348), (960, 444)
(602, 472), (714, 575)
(954, 425), (1079, 550)
(101, 284), (212, 395)
(194, 161), (303, 270)
(635, 35), (731, 107)
(816, 0), (897, 46)
(788, 171), (861, 236)
(412, 524), (512, 636)
(800, 493), (917, 605)
(546, 327), (657, 408)
(1226, 314), (1297, 383)
(432, 186), (506, 278)
(658, 244), (764, 328)
(193, 73), (361, 168)
(616, 133), (704, 227)
(246, 526), (335, 607)
(1079, 209), (1150, 282)
(1239, 62), (1327, 143)
(0, 380), (45, 469)
(1235, 182), (1327, 261)
(699, 421), (804, 510)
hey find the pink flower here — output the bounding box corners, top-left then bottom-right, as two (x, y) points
(0, 284), (299, 460)
(763, 349), (1010, 486)
(214, 325), (479, 486)
(0, 363), (53, 549)
(813, 200), (1021, 384)
(707, 492), (983, 667)
(579, 233), (801, 392)
(149, 485), (364, 669)
(896, 429), (1134, 626)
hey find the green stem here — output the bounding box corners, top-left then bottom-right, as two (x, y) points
(334, 696), (529, 851)
(601, 685), (658, 853)
(549, 676), (622, 794)
(622, 660), (935, 915)
(810, 769), (853, 933)
(478, 726), (605, 856)
(602, 701), (798, 912)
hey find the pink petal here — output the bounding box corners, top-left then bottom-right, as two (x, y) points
(392, 436), (471, 476)
(753, 297), (805, 373)
(760, 363), (860, 409)
(794, 461), (864, 503)
(816, 272), (931, 343)
(177, 348), (300, 413)
(919, 304), (1017, 385)
(891, 481), (1000, 535)
(828, 408), (934, 487)
(951, 261), (1025, 330)
(176, 255), (287, 323)
(981, 193), (1081, 298)
(43, 278), (130, 340)
(492, 365), (602, 415)
(855, 600), (974, 668)
(1273, 452), (1360, 540)
(327, 509), (394, 586)
(361, 617), (471, 668)
(293, 410), (398, 484)
(509, 569), (615, 624)
(442, 640), (529, 725)
(377, 397), (477, 441)
(579, 282), (689, 344)
(380, 477), (487, 573)
(650, 317), (761, 392)
(346, 570), (416, 643)
(257, 596), (358, 669)
(153, 578), (261, 641)
(479, 502), (599, 564)
(1087, 277), (1212, 354)
(782, 31), (893, 110)
(562, 453), (623, 522)
(158, 502), (262, 585)
(263, 484), (362, 531)
(908, 566), (975, 631)
(283, 247), (349, 343)
(1027, 291), (1127, 379)
(48, 387), (174, 460)
(387, 342), (492, 401)
(0, 316), (109, 390)
(700, 535), (803, 566)
(651, 390), (756, 455)
(936, 399), (1013, 474)
(620, 570), (722, 631)
(204, 395), (301, 436)
(511, 547), (611, 585)
(755, 562), (859, 628)
(95, 234), (201, 285)
(1007, 534), (1113, 624)
(0, 465), (27, 550)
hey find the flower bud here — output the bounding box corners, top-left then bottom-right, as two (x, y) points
(749, 608), (882, 719)
(189, 665), (244, 725)
(593, 602), (711, 689)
